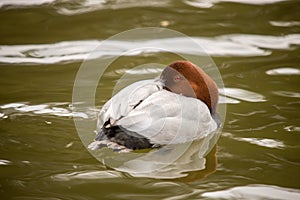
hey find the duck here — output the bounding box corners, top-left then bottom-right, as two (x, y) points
(88, 60), (220, 152)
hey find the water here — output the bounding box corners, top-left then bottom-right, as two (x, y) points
(1, 0), (300, 199)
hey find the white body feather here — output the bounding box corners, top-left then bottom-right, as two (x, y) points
(97, 79), (217, 145)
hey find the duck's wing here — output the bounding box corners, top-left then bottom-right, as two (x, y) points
(116, 90), (218, 145)
(97, 79), (163, 130)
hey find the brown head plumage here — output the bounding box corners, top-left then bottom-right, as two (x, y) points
(160, 60), (219, 114)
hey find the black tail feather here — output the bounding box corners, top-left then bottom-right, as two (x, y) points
(95, 125), (153, 150)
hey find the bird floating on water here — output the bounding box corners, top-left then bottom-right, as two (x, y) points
(88, 61), (220, 152)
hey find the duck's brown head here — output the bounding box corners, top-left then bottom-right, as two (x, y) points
(160, 60), (219, 114)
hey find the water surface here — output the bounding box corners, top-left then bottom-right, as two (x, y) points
(0, 0), (300, 199)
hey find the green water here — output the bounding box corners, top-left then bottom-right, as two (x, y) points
(0, 0), (300, 199)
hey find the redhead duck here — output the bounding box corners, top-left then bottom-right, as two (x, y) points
(89, 61), (220, 151)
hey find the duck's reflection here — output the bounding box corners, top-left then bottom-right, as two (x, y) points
(92, 132), (219, 180)
(176, 144), (217, 182)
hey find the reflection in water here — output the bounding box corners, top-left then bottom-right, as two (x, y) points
(223, 132), (285, 149)
(1, 34), (298, 64)
(0, 0), (56, 8)
(218, 95), (240, 104)
(2, 34), (299, 64)
(104, 68), (163, 78)
(0, 102), (91, 119)
(220, 88), (266, 103)
(270, 21), (300, 27)
(0, 159), (11, 166)
(2, 0), (290, 12)
(266, 67), (300, 75)
(273, 91), (300, 98)
(54, 0), (171, 15)
(52, 170), (121, 181)
(0, 0), (293, 15)
(184, 0), (290, 8)
(220, 34), (300, 50)
(202, 184), (300, 199)
(0, 112), (5, 119)
(0, 0), (171, 15)
(91, 137), (218, 179)
(283, 125), (300, 132)
(176, 145), (217, 182)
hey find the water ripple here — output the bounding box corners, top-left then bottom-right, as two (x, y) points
(54, 0), (171, 16)
(0, 0), (292, 16)
(0, 0), (171, 15)
(220, 34), (300, 50)
(4, 34), (300, 64)
(220, 88), (267, 103)
(270, 21), (300, 27)
(0, 159), (12, 166)
(185, 0), (290, 8)
(0, 102), (91, 119)
(202, 184), (300, 200)
(223, 132), (285, 149)
(273, 91), (300, 98)
(51, 170), (121, 181)
(0, 0), (56, 8)
(266, 67), (300, 75)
